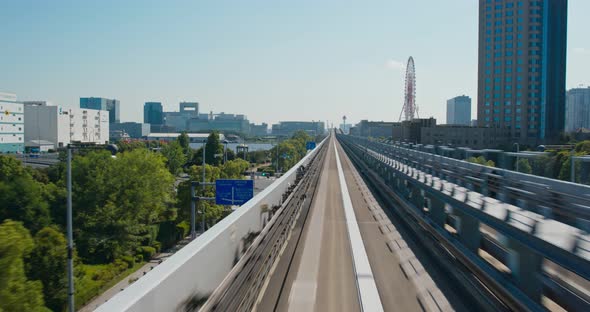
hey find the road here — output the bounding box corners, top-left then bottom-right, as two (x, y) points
(258, 136), (441, 311)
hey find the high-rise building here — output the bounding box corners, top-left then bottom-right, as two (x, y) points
(565, 87), (590, 132)
(80, 97), (120, 123)
(0, 92), (24, 153)
(144, 102), (163, 125)
(477, 0), (568, 143)
(446, 95), (472, 125)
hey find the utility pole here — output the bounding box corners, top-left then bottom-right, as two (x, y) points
(190, 182), (196, 239)
(201, 143), (206, 232)
(66, 148), (74, 312)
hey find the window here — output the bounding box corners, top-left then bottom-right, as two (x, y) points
(516, 100), (521, 105)
(505, 100), (512, 106)
(506, 76), (512, 82)
(506, 3), (514, 8)
(506, 27), (513, 32)
(505, 92), (512, 98)
(494, 108), (500, 113)
(494, 85), (501, 91)
(506, 67), (512, 73)
(516, 108), (521, 113)
(505, 108), (511, 113)
(485, 109), (490, 114)
(505, 117), (512, 122)
(494, 101), (500, 106)
(505, 85), (512, 90)
(506, 11), (514, 17)
(506, 51), (513, 57)
(506, 42), (513, 48)
(506, 34), (513, 40)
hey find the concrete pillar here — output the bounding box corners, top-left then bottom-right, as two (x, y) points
(501, 236), (543, 302)
(428, 197), (446, 227)
(452, 209), (481, 254)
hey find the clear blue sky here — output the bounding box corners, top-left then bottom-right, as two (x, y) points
(1, 0), (588, 126)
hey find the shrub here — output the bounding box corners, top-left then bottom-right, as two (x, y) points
(135, 254), (144, 263)
(120, 255), (135, 268)
(137, 246), (156, 260)
(176, 221), (190, 240)
(152, 241), (162, 253)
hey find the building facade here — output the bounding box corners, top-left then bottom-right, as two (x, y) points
(354, 120), (396, 138)
(110, 122), (150, 139)
(272, 121), (325, 137)
(565, 87), (590, 132)
(446, 95), (472, 125)
(144, 102), (163, 126)
(80, 97), (120, 123)
(25, 102), (109, 147)
(249, 123), (268, 136)
(477, 0), (568, 143)
(0, 92), (24, 153)
(163, 102), (200, 131)
(421, 125), (511, 149)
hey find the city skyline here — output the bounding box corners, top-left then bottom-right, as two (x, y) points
(1, 0), (588, 126)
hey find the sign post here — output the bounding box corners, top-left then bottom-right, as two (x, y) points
(215, 179), (254, 206)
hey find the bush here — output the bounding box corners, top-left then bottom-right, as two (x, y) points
(135, 254), (144, 263)
(176, 221), (190, 239)
(152, 241), (162, 253)
(137, 246), (156, 260)
(120, 255), (135, 268)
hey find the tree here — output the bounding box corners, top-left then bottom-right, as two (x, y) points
(0, 156), (52, 233)
(27, 227), (69, 312)
(178, 132), (190, 155)
(466, 156), (495, 167)
(205, 132), (223, 166)
(516, 158), (532, 174)
(70, 149), (175, 263)
(0, 220), (49, 312)
(161, 141), (187, 175)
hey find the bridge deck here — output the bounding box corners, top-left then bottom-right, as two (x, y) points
(259, 136), (447, 311)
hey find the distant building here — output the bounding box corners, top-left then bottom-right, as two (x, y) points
(272, 121), (325, 137)
(147, 132), (224, 144)
(25, 102), (109, 147)
(470, 119), (478, 127)
(392, 118), (437, 144)
(80, 97), (120, 123)
(421, 125), (511, 149)
(354, 120), (395, 138)
(0, 92), (24, 153)
(250, 123), (269, 136)
(477, 0), (568, 143)
(144, 102), (163, 126)
(187, 113), (250, 134)
(163, 102), (200, 131)
(446, 95), (471, 125)
(565, 87), (590, 132)
(110, 122), (150, 139)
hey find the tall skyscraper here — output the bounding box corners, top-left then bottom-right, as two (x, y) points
(144, 102), (163, 125)
(565, 87), (590, 132)
(80, 97), (120, 123)
(477, 0), (568, 143)
(446, 95), (472, 125)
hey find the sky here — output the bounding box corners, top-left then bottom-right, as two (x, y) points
(0, 0), (588, 127)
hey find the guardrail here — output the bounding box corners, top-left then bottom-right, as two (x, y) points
(338, 134), (590, 312)
(352, 136), (590, 231)
(200, 139), (327, 311)
(96, 137), (328, 312)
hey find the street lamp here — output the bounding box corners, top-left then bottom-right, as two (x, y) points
(222, 139), (229, 164)
(513, 142), (520, 172)
(65, 143), (117, 312)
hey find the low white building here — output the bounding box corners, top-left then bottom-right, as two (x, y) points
(147, 133), (224, 144)
(24, 102), (109, 148)
(0, 92), (24, 153)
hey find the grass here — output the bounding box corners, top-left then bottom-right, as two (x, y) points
(75, 261), (146, 310)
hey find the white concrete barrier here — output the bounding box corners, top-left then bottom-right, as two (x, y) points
(96, 137), (328, 312)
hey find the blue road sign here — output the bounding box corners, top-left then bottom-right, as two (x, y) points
(215, 179), (254, 205)
(306, 141), (316, 150)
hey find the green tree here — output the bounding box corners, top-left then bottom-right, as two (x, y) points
(0, 156), (52, 233)
(205, 132), (223, 166)
(466, 156), (495, 167)
(161, 141), (187, 175)
(71, 149), (175, 263)
(516, 158), (532, 174)
(0, 220), (49, 312)
(178, 132), (190, 155)
(27, 227), (69, 312)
